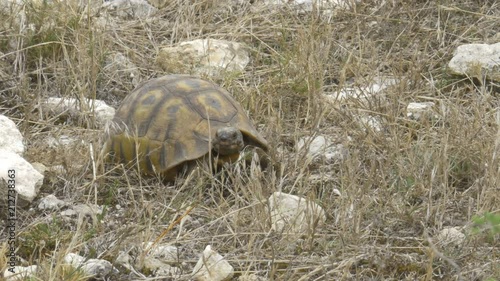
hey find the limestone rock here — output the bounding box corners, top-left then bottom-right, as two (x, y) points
(296, 135), (345, 162)
(143, 242), (178, 262)
(104, 52), (141, 87)
(324, 76), (398, 106)
(260, 0), (357, 17)
(436, 227), (466, 247)
(0, 115), (24, 155)
(42, 97), (115, 127)
(61, 203), (103, 218)
(268, 192), (326, 234)
(238, 274), (268, 281)
(142, 256), (181, 277)
(64, 253), (116, 278)
(448, 42), (500, 81)
(3, 265), (38, 281)
(157, 39), (249, 77)
(38, 194), (67, 210)
(356, 115), (383, 132)
(45, 134), (79, 149)
(81, 259), (116, 278)
(30, 162), (47, 176)
(192, 245), (234, 281)
(0, 151), (44, 206)
(103, 0), (157, 19)
(407, 102), (437, 120)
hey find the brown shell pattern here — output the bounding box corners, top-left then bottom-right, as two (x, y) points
(104, 75), (268, 178)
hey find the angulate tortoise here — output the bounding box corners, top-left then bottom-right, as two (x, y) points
(103, 75), (268, 180)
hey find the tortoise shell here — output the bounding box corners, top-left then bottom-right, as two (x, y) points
(104, 75), (268, 180)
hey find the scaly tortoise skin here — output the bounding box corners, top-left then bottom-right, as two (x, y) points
(104, 75), (268, 180)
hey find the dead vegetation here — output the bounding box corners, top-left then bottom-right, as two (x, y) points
(0, 0), (499, 280)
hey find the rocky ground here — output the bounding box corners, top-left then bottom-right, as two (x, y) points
(0, 0), (499, 280)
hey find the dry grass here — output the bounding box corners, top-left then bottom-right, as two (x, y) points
(0, 0), (499, 280)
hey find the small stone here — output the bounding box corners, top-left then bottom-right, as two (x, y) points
(407, 102), (436, 120)
(64, 253), (115, 278)
(296, 135), (345, 162)
(238, 274), (268, 281)
(268, 192), (326, 234)
(357, 115), (383, 132)
(81, 259), (115, 278)
(324, 76), (398, 105)
(448, 42), (500, 81)
(143, 242), (178, 262)
(60, 209), (77, 217)
(30, 162), (47, 175)
(3, 265), (38, 281)
(332, 188), (341, 196)
(48, 165), (66, 175)
(61, 204), (103, 218)
(38, 194), (66, 210)
(436, 227), (466, 247)
(102, 0), (157, 19)
(0, 151), (44, 206)
(260, 0), (357, 17)
(157, 39), (249, 77)
(64, 253), (86, 266)
(142, 256), (180, 277)
(45, 135), (78, 149)
(115, 251), (134, 272)
(0, 115), (24, 155)
(42, 97), (115, 127)
(72, 204), (103, 216)
(192, 245), (234, 281)
(104, 52), (141, 87)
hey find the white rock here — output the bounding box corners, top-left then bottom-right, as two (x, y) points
(104, 52), (141, 87)
(332, 188), (341, 196)
(3, 265), (38, 281)
(143, 256), (181, 277)
(261, 0), (356, 17)
(436, 227), (466, 247)
(45, 135), (78, 149)
(60, 209), (77, 217)
(448, 42), (500, 81)
(42, 97), (115, 127)
(357, 115), (383, 132)
(64, 253), (86, 266)
(296, 135), (345, 162)
(0, 115), (24, 155)
(73, 204), (103, 216)
(0, 151), (44, 206)
(48, 165), (66, 175)
(157, 39), (250, 77)
(116, 251), (133, 271)
(64, 253), (115, 278)
(61, 203), (103, 220)
(268, 192), (326, 233)
(103, 0), (157, 19)
(324, 76), (398, 105)
(81, 259), (115, 277)
(407, 102), (436, 120)
(192, 245), (234, 281)
(143, 242), (178, 262)
(238, 274), (268, 281)
(38, 194), (66, 210)
(30, 162), (47, 175)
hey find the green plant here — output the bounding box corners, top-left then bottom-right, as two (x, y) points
(471, 212), (500, 239)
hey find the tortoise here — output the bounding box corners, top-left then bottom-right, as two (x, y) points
(103, 75), (269, 181)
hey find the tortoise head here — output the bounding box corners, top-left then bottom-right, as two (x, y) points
(212, 126), (244, 156)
